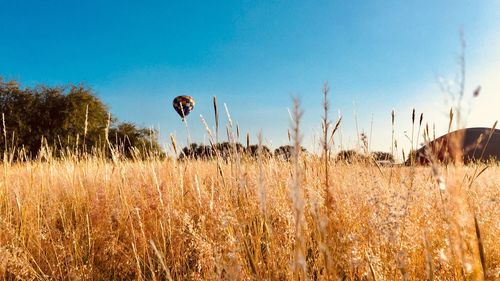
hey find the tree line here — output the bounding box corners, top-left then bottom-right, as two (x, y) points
(1, 78), (397, 163)
(179, 143), (305, 161)
(179, 142), (394, 163)
(0, 78), (163, 160)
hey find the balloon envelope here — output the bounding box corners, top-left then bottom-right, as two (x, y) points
(172, 95), (195, 118)
(410, 127), (500, 164)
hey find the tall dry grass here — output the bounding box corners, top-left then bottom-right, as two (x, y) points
(0, 150), (498, 279)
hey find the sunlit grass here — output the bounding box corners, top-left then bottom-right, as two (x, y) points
(0, 154), (498, 280)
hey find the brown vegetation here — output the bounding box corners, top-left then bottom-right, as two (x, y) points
(414, 127), (500, 165)
(0, 155), (498, 280)
(0, 79), (497, 280)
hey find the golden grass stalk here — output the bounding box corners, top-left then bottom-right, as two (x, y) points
(321, 83), (331, 206)
(290, 97), (306, 279)
(0, 151), (498, 279)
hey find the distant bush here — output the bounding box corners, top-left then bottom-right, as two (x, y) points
(335, 150), (368, 163)
(179, 142), (246, 161)
(108, 122), (164, 159)
(246, 144), (272, 158)
(336, 150), (394, 164)
(179, 143), (300, 160)
(179, 143), (212, 160)
(274, 145), (307, 161)
(371, 151), (394, 162)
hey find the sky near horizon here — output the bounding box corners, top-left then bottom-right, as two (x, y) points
(1, 1), (499, 157)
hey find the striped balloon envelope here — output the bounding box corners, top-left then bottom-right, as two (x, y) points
(172, 95), (195, 119)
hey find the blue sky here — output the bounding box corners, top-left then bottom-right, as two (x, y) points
(1, 1), (499, 156)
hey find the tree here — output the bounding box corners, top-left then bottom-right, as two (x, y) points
(245, 144), (271, 158)
(63, 86), (110, 149)
(178, 142), (273, 160)
(0, 78), (163, 160)
(335, 150), (368, 163)
(0, 81), (37, 155)
(371, 151), (394, 162)
(274, 145), (307, 161)
(108, 123), (164, 159)
(179, 143), (213, 160)
(179, 142), (245, 161)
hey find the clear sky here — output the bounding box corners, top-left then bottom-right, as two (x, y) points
(1, 1), (499, 157)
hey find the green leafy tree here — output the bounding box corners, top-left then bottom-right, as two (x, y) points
(63, 86), (110, 149)
(0, 78), (164, 160)
(108, 122), (164, 159)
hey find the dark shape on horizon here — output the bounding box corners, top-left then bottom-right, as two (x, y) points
(173, 95), (195, 119)
(410, 127), (500, 165)
(246, 144), (272, 158)
(179, 142), (246, 161)
(179, 142), (290, 161)
(371, 151), (395, 166)
(274, 145), (307, 161)
(334, 150), (395, 165)
(336, 150), (363, 164)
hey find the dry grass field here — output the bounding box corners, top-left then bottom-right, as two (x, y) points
(0, 94), (498, 280)
(0, 153), (498, 280)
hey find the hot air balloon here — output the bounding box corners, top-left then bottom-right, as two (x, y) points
(408, 127), (500, 165)
(173, 95), (195, 119)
